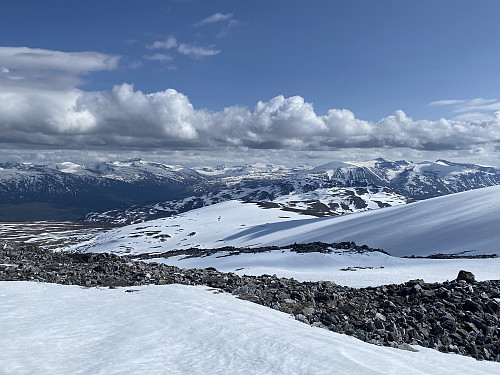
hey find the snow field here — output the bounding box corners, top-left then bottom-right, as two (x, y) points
(1, 282), (499, 375)
(150, 250), (500, 288)
(221, 185), (500, 256)
(73, 186), (500, 257)
(68, 200), (309, 255)
(2, 186), (493, 289)
(66, 187), (500, 288)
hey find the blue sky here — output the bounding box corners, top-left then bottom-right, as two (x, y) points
(1, 0), (500, 166)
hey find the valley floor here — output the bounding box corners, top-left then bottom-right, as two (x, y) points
(1, 281), (499, 375)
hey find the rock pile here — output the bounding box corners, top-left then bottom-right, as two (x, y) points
(133, 241), (387, 261)
(1, 241), (499, 362)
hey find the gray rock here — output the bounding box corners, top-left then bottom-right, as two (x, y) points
(457, 270), (476, 283)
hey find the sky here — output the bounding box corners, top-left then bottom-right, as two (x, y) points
(1, 0), (500, 167)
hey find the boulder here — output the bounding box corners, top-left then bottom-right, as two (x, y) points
(457, 270), (476, 283)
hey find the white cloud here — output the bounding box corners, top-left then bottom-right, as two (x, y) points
(453, 98), (500, 114)
(147, 37), (220, 60)
(429, 99), (466, 106)
(0, 46), (118, 74)
(0, 46), (119, 89)
(177, 44), (220, 58)
(144, 53), (173, 62)
(147, 36), (178, 50)
(194, 13), (235, 27)
(2, 81), (500, 151)
(430, 97), (500, 121)
(1, 47), (500, 154)
(128, 60), (143, 69)
(452, 112), (497, 122)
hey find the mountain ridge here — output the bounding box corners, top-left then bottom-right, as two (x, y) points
(1, 157), (499, 222)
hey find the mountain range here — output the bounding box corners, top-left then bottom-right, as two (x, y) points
(1, 157), (499, 222)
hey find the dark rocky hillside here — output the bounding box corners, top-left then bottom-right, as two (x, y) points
(0, 159), (205, 221)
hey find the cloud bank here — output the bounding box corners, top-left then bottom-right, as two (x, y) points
(1, 46), (500, 152)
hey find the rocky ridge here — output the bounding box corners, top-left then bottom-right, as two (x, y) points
(1, 241), (499, 362)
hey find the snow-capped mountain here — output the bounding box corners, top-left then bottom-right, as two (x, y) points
(0, 159), (204, 221)
(308, 158), (500, 199)
(84, 158), (500, 224)
(1, 157), (499, 222)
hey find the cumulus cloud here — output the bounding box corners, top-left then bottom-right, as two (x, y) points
(1, 46), (500, 153)
(3, 82), (499, 151)
(193, 13), (236, 27)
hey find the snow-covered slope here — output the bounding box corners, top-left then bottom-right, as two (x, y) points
(221, 185), (500, 257)
(71, 201), (311, 254)
(85, 185), (408, 224)
(272, 186), (407, 215)
(75, 186), (500, 257)
(1, 282), (498, 375)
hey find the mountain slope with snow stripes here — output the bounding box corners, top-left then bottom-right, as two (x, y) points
(75, 185), (500, 257)
(223, 185), (500, 257)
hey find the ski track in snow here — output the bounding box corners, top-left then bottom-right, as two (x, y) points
(1, 282), (499, 375)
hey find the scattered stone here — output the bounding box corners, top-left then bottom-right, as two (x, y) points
(1, 241), (499, 362)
